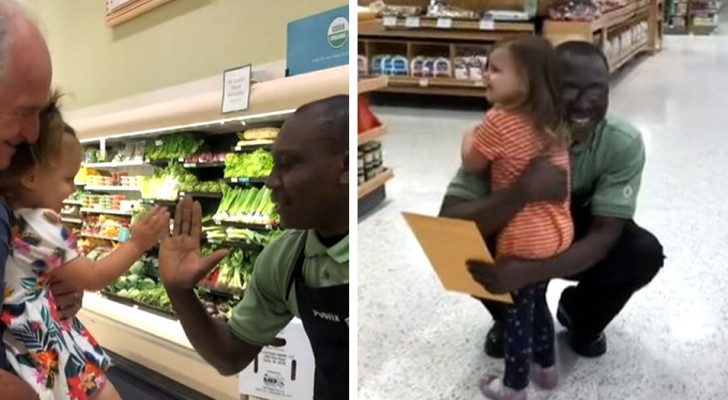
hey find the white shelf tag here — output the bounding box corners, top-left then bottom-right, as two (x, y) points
(405, 16), (420, 28)
(437, 18), (452, 29)
(383, 16), (397, 27)
(480, 15), (495, 31)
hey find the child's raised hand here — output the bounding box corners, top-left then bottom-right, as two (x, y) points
(130, 206), (170, 251)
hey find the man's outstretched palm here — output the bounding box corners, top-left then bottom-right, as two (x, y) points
(159, 197), (228, 290)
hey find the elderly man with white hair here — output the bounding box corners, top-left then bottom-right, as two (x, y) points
(0, 1), (84, 399)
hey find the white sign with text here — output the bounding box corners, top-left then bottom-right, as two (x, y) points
(222, 65), (251, 114)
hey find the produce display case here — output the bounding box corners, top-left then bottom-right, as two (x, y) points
(358, 76), (394, 216)
(68, 65), (347, 400)
(663, 0), (721, 35)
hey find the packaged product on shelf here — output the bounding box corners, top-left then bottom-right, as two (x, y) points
(240, 127), (280, 141)
(411, 56), (426, 77)
(371, 54), (388, 75)
(358, 151), (365, 186)
(390, 56), (409, 75)
(548, 0), (600, 21)
(358, 55), (368, 75)
(433, 58), (451, 78)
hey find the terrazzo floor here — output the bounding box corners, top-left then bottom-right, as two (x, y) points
(357, 33), (728, 400)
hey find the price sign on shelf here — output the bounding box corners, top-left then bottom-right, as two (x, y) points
(405, 16), (420, 28)
(436, 17), (453, 29)
(479, 15), (495, 31)
(383, 16), (397, 27)
(221, 64), (251, 114)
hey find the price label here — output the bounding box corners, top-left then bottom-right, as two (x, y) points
(183, 163), (194, 168)
(479, 16), (495, 31)
(383, 16), (397, 27)
(405, 16), (420, 28)
(231, 178), (238, 183)
(418, 78), (430, 87)
(436, 17), (452, 29)
(155, 140), (163, 146)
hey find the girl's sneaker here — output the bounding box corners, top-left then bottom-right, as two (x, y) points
(531, 364), (558, 390)
(478, 375), (527, 400)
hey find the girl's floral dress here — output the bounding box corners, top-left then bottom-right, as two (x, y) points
(1, 209), (110, 400)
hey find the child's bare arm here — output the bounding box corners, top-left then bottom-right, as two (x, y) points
(461, 126), (490, 173)
(51, 207), (170, 291)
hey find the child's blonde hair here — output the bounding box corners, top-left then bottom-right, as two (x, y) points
(489, 37), (570, 150)
(0, 89), (77, 194)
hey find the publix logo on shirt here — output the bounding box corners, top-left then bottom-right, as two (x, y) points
(327, 16), (349, 49)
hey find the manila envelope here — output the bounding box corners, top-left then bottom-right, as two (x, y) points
(402, 212), (513, 304)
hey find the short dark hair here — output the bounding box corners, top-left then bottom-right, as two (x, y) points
(295, 94), (348, 153)
(555, 41), (609, 70)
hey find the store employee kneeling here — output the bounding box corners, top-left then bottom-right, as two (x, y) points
(157, 95), (349, 400)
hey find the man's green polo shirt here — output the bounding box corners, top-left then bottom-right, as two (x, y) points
(446, 115), (645, 219)
(228, 230), (349, 346)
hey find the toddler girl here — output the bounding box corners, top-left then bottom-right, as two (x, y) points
(0, 91), (169, 400)
(461, 37), (574, 400)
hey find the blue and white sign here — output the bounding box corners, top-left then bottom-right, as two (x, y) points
(287, 5), (349, 76)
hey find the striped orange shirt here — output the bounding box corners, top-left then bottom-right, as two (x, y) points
(474, 108), (574, 260)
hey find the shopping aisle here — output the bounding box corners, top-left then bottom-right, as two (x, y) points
(357, 36), (728, 400)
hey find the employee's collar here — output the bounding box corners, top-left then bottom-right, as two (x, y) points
(305, 229), (349, 263)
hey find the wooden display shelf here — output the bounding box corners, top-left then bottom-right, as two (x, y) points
(358, 124), (388, 146)
(359, 75), (389, 94)
(360, 17), (534, 41)
(610, 42), (649, 71)
(543, 1), (653, 44)
(358, 169), (394, 199)
(369, 75), (486, 97)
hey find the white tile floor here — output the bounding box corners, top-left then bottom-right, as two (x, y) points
(357, 35), (728, 399)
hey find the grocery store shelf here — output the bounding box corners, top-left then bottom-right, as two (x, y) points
(141, 198), (179, 205)
(197, 282), (244, 299)
(544, 2), (653, 44)
(81, 208), (133, 216)
(359, 17), (535, 41)
(370, 75), (486, 97)
(358, 124), (388, 146)
(226, 177), (268, 185)
(359, 75), (388, 94)
(213, 219), (276, 231)
(178, 191), (222, 199)
(85, 185), (140, 192)
(205, 239), (264, 251)
(181, 162), (225, 168)
(358, 169), (394, 199)
(63, 199), (83, 206)
(79, 232), (120, 241)
(610, 42), (649, 72)
(78, 293), (240, 400)
(233, 142), (274, 152)
(61, 217), (84, 224)
(83, 160), (146, 168)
